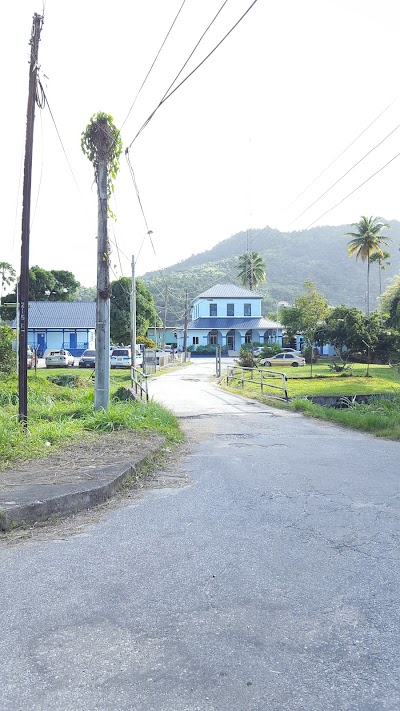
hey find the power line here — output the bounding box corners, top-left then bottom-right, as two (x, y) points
(126, 0), (259, 149)
(290, 118), (400, 226)
(38, 79), (80, 189)
(304, 149), (400, 230)
(120, 0), (187, 131)
(288, 93), (400, 208)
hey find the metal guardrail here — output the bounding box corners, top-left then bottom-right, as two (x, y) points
(130, 366), (149, 402)
(226, 365), (288, 402)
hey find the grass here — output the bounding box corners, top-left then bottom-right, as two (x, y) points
(0, 368), (182, 470)
(223, 359), (400, 440)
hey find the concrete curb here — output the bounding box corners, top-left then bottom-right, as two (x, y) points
(0, 444), (165, 533)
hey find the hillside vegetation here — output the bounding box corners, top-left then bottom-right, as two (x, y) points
(141, 222), (400, 325)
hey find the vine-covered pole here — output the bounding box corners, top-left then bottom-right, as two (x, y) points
(96, 156), (110, 409)
(81, 113), (122, 410)
(19, 13), (43, 429)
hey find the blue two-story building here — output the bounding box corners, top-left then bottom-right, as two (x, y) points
(182, 283), (283, 354)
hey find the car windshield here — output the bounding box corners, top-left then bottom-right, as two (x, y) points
(112, 350), (129, 357)
(83, 351), (96, 357)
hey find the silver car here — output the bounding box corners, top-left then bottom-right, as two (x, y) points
(45, 349), (75, 368)
(78, 349), (96, 368)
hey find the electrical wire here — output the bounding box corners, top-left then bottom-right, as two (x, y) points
(37, 79), (80, 189)
(290, 118), (400, 226)
(288, 93), (400, 208)
(304, 149), (400, 230)
(126, 0), (259, 150)
(120, 0), (187, 131)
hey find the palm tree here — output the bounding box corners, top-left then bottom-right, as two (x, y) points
(237, 251), (266, 291)
(345, 216), (390, 315)
(369, 250), (391, 295)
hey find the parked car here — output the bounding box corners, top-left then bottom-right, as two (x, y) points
(282, 347), (302, 355)
(261, 352), (306, 368)
(110, 348), (132, 368)
(78, 349), (96, 368)
(253, 347), (266, 356)
(45, 349), (75, 368)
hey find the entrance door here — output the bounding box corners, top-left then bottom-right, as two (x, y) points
(227, 333), (234, 350)
(37, 333), (46, 357)
(69, 333), (77, 351)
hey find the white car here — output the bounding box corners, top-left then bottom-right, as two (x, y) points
(261, 352), (306, 368)
(45, 349), (75, 368)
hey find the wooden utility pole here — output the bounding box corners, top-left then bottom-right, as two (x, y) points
(130, 255), (136, 370)
(19, 13), (43, 428)
(162, 284), (168, 350)
(183, 288), (189, 361)
(95, 158), (110, 410)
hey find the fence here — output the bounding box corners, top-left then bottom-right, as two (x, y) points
(130, 366), (149, 402)
(225, 365), (288, 402)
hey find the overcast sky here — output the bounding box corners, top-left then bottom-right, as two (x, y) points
(3, 0), (400, 288)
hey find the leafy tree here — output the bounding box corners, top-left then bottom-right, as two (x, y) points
(0, 325), (16, 374)
(319, 305), (372, 365)
(237, 251), (266, 291)
(73, 285), (96, 302)
(369, 250), (391, 295)
(280, 280), (328, 377)
(28, 266), (80, 301)
(380, 274), (400, 329)
(346, 216), (391, 315)
(0, 262), (16, 301)
(110, 277), (159, 344)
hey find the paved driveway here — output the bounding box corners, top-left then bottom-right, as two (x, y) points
(1, 358), (399, 710)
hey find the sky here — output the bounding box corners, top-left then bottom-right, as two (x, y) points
(3, 0), (400, 288)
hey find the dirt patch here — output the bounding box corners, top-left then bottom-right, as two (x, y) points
(0, 430), (165, 489)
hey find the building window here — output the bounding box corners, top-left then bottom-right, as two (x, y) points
(192, 336), (199, 345)
(244, 303), (251, 316)
(245, 330), (252, 344)
(210, 303), (217, 316)
(227, 303), (234, 316)
(209, 330), (218, 345)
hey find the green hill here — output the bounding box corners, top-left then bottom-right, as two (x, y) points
(141, 222), (400, 326)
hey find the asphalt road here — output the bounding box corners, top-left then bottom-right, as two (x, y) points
(1, 358), (400, 710)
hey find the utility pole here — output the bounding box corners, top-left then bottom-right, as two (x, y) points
(95, 158), (110, 410)
(19, 13), (43, 428)
(183, 288), (189, 362)
(130, 255), (136, 371)
(162, 284), (168, 350)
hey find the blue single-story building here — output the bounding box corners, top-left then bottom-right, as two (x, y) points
(12, 301), (96, 357)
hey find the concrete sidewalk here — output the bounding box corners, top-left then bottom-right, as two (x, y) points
(0, 435), (165, 533)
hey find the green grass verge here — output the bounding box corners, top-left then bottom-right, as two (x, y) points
(0, 369), (182, 470)
(223, 361), (400, 440)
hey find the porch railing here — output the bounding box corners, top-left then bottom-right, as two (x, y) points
(225, 365), (288, 402)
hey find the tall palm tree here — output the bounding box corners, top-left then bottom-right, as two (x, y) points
(345, 216), (390, 315)
(237, 251), (266, 291)
(369, 250), (391, 295)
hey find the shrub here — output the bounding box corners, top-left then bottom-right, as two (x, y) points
(237, 348), (257, 368)
(0, 326), (16, 375)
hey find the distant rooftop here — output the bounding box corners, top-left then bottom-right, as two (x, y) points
(194, 283), (261, 300)
(12, 301), (96, 329)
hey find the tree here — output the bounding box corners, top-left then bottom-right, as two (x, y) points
(28, 266), (80, 301)
(380, 274), (400, 329)
(237, 251), (266, 291)
(369, 250), (391, 296)
(110, 277), (158, 344)
(319, 305), (372, 365)
(74, 285), (96, 302)
(0, 325), (16, 374)
(346, 216), (391, 315)
(280, 280), (328, 377)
